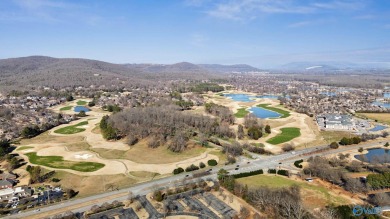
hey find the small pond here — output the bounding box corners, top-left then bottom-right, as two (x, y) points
(249, 107), (281, 119)
(74, 106), (90, 112)
(255, 95), (279, 99)
(224, 94), (254, 102)
(321, 92), (336, 96)
(369, 125), (387, 132)
(385, 93), (390, 98)
(355, 148), (390, 163)
(372, 101), (390, 109)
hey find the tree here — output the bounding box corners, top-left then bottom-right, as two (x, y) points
(248, 126), (262, 140)
(340, 137), (351, 146)
(265, 125), (271, 134)
(199, 162), (206, 168)
(385, 142), (389, 147)
(77, 110), (87, 117)
(21, 126), (41, 138)
(329, 142), (339, 149)
(282, 143), (295, 152)
(65, 188), (77, 199)
(358, 147), (364, 153)
(237, 124), (244, 139)
(66, 95), (74, 101)
(218, 168), (229, 181)
(208, 159), (218, 166)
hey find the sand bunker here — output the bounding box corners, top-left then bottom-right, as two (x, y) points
(74, 154), (93, 160)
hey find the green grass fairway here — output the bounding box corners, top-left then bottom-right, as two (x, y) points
(76, 100), (87, 106)
(16, 146), (34, 151)
(59, 106), (72, 111)
(266, 127), (301, 145)
(54, 121), (88, 134)
(25, 152), (104, 172)
(256, 104), (290, 118)
(234, 107), (249, 118)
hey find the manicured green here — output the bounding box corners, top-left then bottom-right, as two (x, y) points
(234, 107), (249, 118)
(16, 146), (34, 151)
(76, 100), (87, 106)
(59, 106), (72, 111)
(256, 104), (290, 118)
(25, 152), (104, 172)
(266, 127), (301, 145)
(54, 121), (88, 134)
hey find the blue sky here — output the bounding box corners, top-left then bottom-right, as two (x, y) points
(0, 0), (389, 67)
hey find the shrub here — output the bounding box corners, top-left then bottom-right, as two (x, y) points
(294, 159), (303, 168)
(277, 169), (289, 176)
(385, 142), (389, 147)
(282, 144), (295, 152)
(173, 167), (184, 175)
(358, 147), (364, 153)
(52, 178), (60, 182)
(208, 159), (218, 166)
(268, 169), (276, 174)
(232, 169), (263, 179)
(185, 164), (199, 172)
(329, 142), (339, 149)
(199, 162), (206, 169)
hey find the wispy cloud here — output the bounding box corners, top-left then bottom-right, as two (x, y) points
(0, 0), (118, 26)
(202, 0), (366, 21)
(190, 33), (209, 47)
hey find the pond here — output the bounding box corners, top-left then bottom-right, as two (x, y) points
(249, 107), (281, 119)
(321, 92), (336, 96)
(355, 148), (390, 163)
(372, 101), (390, 109)
(255, 95), (280, 99)
(224, 94), (254, 102)
(369, 125), (388, 132)
(74, 106), (90, 112)
(385, 93), (390, 98)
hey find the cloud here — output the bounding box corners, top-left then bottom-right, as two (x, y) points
(203, 0), (366, 21)
(190, 33), (209, 47)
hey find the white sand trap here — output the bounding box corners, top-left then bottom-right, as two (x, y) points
(74, 154), (93, 160)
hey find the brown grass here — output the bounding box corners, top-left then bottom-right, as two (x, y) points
(92, 139), (207, 164)
(357, 113), (390, 125)
(65, 142), (91, 152)
(20, 131), (85, 145)
(52, 171), (138, 198)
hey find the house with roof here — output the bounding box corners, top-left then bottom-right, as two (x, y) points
(317, 114), (355, 130)
(0, 179), (14, 189)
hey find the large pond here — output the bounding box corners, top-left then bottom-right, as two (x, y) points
(355, 148), (390, 163)
(224, 94), (254, 102)
(74, 106), (90, 112)
(249, 107), (281, 119)
(369, 125), (388, 132)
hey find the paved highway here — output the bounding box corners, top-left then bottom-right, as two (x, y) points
(6, 140), (386, 219)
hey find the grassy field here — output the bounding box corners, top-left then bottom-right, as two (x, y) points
(76, 100), (87, 106)
(16, 146), (34, 151)
(237, 175), (346, 208)
(93, 139), (208, 164)
(59, 106), (72, 111)
(52, 171), (137, 197)
(25, 152), (104, 172)
(357, 113), (390, 125)
(256, 104), (290, 118)
(266, 127), (301, 145)
(320, 131), (355, 144)
(234, 107), (249, 118)
(54, 121), (88, 135)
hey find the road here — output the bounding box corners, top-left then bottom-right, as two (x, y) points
(6, 140), (386, 219)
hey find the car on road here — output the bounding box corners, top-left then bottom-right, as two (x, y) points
(208, 169), (212, 172)
(185, 175), (189, 177)
(235, 168), (239, 170)
(34, 209), (40, 212)
(279, 162), (282, 164)
(236, 165), (240, 167)
(247, 161), (250, 164)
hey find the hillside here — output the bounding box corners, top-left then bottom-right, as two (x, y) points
(0, 57), (217, 93)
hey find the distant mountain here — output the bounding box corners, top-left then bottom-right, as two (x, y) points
(0, 56), (219, 92)
(199, 64), (261, 73)
(278, 61), (390, 71)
